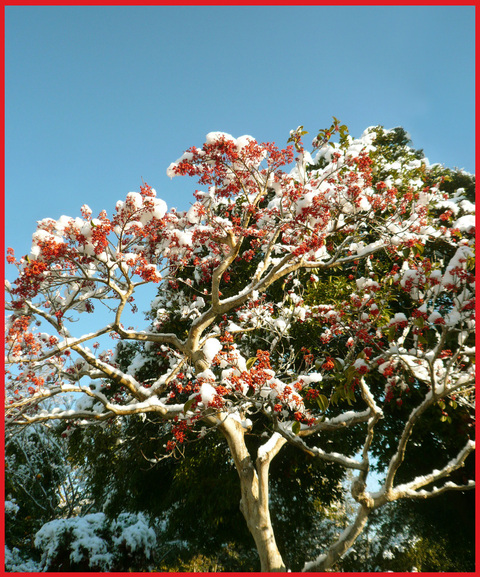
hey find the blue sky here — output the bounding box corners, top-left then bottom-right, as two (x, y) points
(5, 4), (476, 273)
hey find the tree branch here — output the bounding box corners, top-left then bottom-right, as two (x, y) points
(390, 439), (475, 500)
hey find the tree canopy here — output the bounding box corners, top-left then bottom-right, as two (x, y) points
(5, 120), (475, 571)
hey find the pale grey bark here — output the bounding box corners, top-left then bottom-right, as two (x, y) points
(220, 417), (287, 572)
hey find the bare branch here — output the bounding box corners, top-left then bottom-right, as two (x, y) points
(385, 376), (475, 492)
(276, 422), (366, 470)
(390, 439), (475, 500)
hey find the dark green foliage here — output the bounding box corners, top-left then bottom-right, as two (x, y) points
(34, 512), (157, 571)
(65, 416), (255, 560)
(370, 126), (425, 163)
(268, 446), (344, 570)
(340, 491), (475, 572)
(5, 427), (69, 555)
(65, 411), (350, 571)
(434, 167), (475, 204)
(297, 135), (476, 572)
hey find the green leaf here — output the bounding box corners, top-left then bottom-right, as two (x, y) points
(331, 391), (340, 405)
(183, 398), (195, 414)
(344, 367), (354, 387)
(292, 421), (301, 435)
(246, 385), (255, 397)
(246, 357), (257, 371)
(316, 394), (329, 412)
(333, 358), (344, 371)
(414, 243), (425, 255)
(414, 317), (425, 329)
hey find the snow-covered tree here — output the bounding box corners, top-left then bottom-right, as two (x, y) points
(4, 422), (93, 569)
(62, 413), (346, 571)
(5, 121), (475, 571)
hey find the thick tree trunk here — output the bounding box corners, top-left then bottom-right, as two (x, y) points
(220, 418), (286, 572)
(238, 469), (286, 572)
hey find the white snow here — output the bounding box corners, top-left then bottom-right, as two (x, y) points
(398, 354), (431, 383)
(202, 338), (222, 363)
(235, 134), (255, 151)
(200, 382), (217, 405)
(35, 513), (112, 570)
(257, 432), (283, 461)
(186, 203), (203, 224)
(5, 500), (19, 517)
(388, 313), (408, 325)
(453, 214), (475, 233)
(354, 359), (369, 371)
(127, 352), (149, 376)
(111, 512), (156, 557)
(299, 373), (323, 385)
(126, 191), (143, 210)
(427, 311), (444, 324)
(34, 512), (156, 571)
(205, 131), (235, 144)
(327, 409), (370, 425)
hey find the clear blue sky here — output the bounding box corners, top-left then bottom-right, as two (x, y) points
(5, 4), (476, 269)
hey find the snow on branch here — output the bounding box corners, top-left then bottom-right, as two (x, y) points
(384, 373), (475, 493)
(390, 439), (475, 500)
(301, 408), (372, 435)
(256, 431), (286, 464)
(277, 422), (366, 470)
